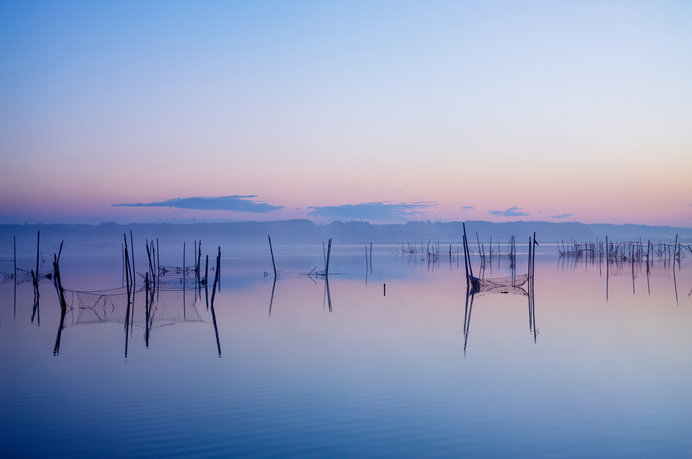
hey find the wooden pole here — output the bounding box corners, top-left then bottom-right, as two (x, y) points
(211, 247), (221, 306)
(369, 242), (373, 272)
(325, 238), (332, 276)
(35, 230), (40, 285)
(462, 223), (474, 281)
(205, 254), (209, 285)
(129, 230), (135, 287)
(145, 240), (153, 280)
(268, 234), (277, 278)
(462, 234), (469, 289)
(528, 237), (532, 279)
(532, 232), (537, 279)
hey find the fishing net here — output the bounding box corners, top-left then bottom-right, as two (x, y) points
(470, 274), (530, 295)
(69, 286), (204, 327)
(0, 268), (53, 285)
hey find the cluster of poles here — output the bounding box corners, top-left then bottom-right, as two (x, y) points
(6, 227), (688, 357)
(266, 235), (334, 315)
(461, 223), (537, 292)
(10, 230), (224, 357)
(557, 235), (687, 302)
(121, 233), (223, 356)
(401, 240), (446, 263)
(400, 235), (521, 274)
(461, 225), (538, 356)
(557, 235), (688, 264)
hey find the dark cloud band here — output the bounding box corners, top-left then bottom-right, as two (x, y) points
(113, 195), (282, 213)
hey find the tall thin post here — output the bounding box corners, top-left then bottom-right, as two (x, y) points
(129, 230), (135, 287)
(145, 240), (153, 280)
(123, 234), (131, 292)
(674, 234), (679, 263)
(528, 236), (532, 280)
(122, 243), (125, 286)
(211, 247), (221, 306)
(205, 254), (209, 285)
(605, 235), (609, 302)
(35, 230), (40, 285)
(532, 232), (537, 279)
(369, 242), (373, 273)
(325, 239), (332, 276)
(268, 235), (277, 278)
(462, 234), (469, 289)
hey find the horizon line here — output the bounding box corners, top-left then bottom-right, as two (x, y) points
(0, 219), (691, 230)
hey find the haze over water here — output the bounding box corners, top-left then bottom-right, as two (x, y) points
(1, 243), (690, 457)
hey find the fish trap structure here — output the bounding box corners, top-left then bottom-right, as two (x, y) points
(69, 286), (204, 327)
(461, 223), (536, 295)
(461, 223), (538, 355)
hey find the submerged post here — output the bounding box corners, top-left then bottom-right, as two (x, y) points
(35, 230), (40, 288)
(369, 242), (373, 272)
(52, 250), (67, 311)
(325, 238), (332, 276)
(145, 240), (154, 281)
(130, 230), (135, 287)
(123, 234), (132, 292)
(204, 254), (209, 285)
(268, 234), (277, 278)
(462, 223), (474, 280)
(528, 236), (532, 280)
(211, 247), (221, 306)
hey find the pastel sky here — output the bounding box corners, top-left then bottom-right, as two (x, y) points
(1, 1), (691, 225)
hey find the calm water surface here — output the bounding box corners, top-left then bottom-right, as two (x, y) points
(1, 244), (691, 457)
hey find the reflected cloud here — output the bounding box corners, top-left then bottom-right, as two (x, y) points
(113, 195), (282, 213)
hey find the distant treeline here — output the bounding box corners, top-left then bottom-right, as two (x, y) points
(1, 220), (690, 255)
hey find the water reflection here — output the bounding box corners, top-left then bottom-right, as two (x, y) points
(557, 249), (684, 303)
(1, 246), (689, 364)
(55, 283), (215, 357)
(267, 277), (277, 317)
(462, 280), (537, 357)
(2, 245), (692, 457)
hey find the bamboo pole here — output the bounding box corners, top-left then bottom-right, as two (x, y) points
(325, 238), (332, 276)
(129, 230), (135, 287)
(268, 234), (277, 278)
(35, 230), (40, 291)
(211, 247), (221, 306)
(205, 254), (209, 285)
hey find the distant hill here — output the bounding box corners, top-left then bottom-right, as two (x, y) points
(1, 220), (690, 255)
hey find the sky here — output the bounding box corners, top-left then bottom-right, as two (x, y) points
(1, 0), (691, 226)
